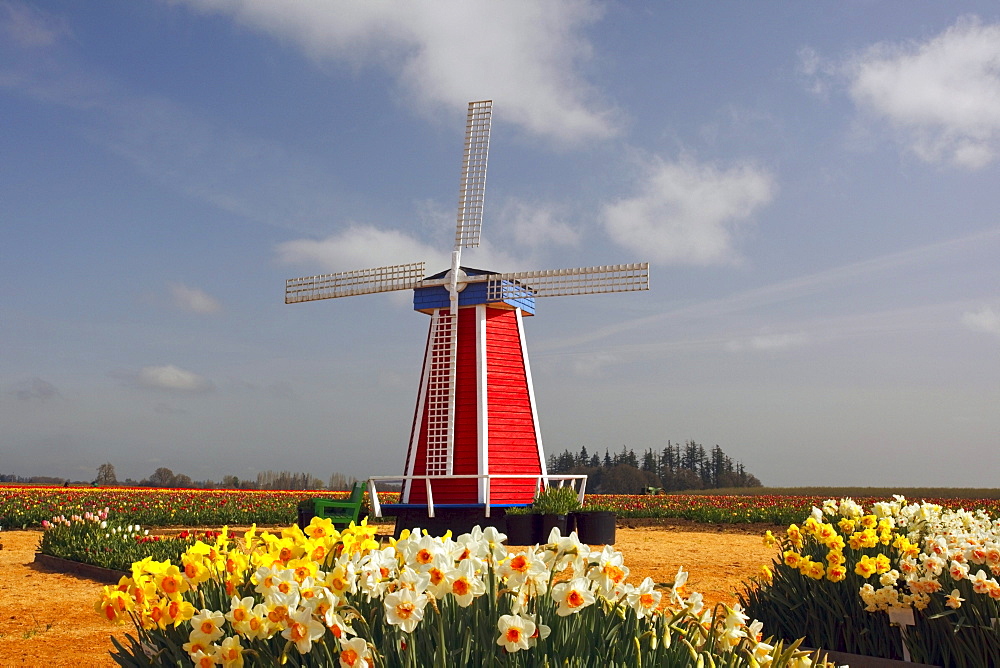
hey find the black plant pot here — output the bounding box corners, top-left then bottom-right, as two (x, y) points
(296, 502), (316, 529)
(572, 511), (616, 545)
(538, 513), (568, 542)
(504, 513), (539, 545)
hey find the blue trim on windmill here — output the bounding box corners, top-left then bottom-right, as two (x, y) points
(413, 267), (536, 315)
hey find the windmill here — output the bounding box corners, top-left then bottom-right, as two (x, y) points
(286, 100), (649, 523)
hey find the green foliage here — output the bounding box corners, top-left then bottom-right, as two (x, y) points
(739, 557), (904, 659)
(548, 442), (762, 493)
(531, 485), (581, 515)
(39, 511), (198, 572)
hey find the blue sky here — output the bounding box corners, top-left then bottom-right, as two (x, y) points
(2, 1), (999, 487)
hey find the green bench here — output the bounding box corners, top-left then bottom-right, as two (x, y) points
(311, 481), (368, 528)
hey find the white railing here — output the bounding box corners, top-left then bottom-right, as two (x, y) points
(366, 474), (587, 519)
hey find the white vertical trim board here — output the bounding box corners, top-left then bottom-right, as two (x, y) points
(516, 308), (547, 477)
(476, 304), (489, 503)
(403, 310), (437, 502)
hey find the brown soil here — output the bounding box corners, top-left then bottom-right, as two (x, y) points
(0, 525), (775, 667)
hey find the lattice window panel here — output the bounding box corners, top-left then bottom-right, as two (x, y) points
(424, 310), (457, 475)
(455, 100), (492, 249)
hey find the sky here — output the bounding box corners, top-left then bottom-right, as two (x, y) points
(2, 1), (999, 488)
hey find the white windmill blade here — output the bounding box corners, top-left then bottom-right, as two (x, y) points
(486, 262), (650, 300)
(285, 262), (426, 304)
(454, 100), (492, 251)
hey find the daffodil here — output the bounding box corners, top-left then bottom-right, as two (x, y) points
(447, 557), (486, 607)
(945, 588), (964, 609)
(496, 614), (535, 652)
(281, 607), (326, 654)
(338, 637), (372, 668)
(383, 587), (427, 633)
(190, 608), (226, 645)
(304, 516), (339, 540)
(855, 555), (878, 579)
(625, 577), (661, 618)
(225, 596), (257, 634)
(94, 586), (131, 624)
(155, 564), (190, 596)
(588, 545), (630, 598)
(215, 635), (245, 668)
(189, 648), (218, 668)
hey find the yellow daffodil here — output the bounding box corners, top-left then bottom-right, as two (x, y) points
(155, 565), (190, 596)
(95, 586), (132, 624)
(304, 516), (339, 541)
(855, 555), (878, 579)
(783, 550), (802, 569)
(838, 518), (856, 535)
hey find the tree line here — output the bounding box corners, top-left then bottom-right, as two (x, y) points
(89, 463), (358, 491)
(547, 441), (762, 494)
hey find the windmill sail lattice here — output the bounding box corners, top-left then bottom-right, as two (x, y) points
(285, 100), (649, 508)
(455, 100), (491, 250)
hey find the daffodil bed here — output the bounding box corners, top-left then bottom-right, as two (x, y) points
(742, 496), (1000, 667)
(0, 526), (772, 666)
(93, 518), (823, 667)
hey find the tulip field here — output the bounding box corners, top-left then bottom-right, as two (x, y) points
(5, 484), (1000, 529)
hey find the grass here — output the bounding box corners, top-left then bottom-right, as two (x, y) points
(680, 486), (1000, 499)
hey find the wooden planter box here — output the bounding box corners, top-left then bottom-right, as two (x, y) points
(33, 553), (129, 584)
(809, 648), (939, 667)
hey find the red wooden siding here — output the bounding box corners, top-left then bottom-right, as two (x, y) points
(405, 308), (479, 504)
(484, 307), (542, 504)
(403, 306), (543, 506)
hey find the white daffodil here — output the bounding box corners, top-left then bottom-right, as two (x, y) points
(338, 637), (371, 668)
(383, 587), (427, 633)
(625, 577), (662, 619)
(281, 607), (326, 654)
(189, 608), (226, 645)
(496, 614), (535, 653)
(551, 577), (596, 616)
(447, 557), (486, 607)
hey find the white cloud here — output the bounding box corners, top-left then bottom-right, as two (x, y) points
(847, 16), (1000, 169)
(726, 332), (809, 353)
(600, 156), (775, 265)
(169, 283), (221, 314)
(505, 200), (581, 248)
(276, 222), (527, 277)
(0, 1), (69, 48)
(962, 306), (1000, 336)
(137, 365), (214, 392)
(276, 225), (450, 273)
(173, 0), (615, 143)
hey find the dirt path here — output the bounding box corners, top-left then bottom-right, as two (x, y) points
(0, 525), (776, 667)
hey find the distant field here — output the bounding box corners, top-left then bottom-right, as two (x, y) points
(5, 484), (1000, 530)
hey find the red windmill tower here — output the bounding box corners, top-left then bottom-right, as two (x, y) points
(285, 101), (649, 532)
